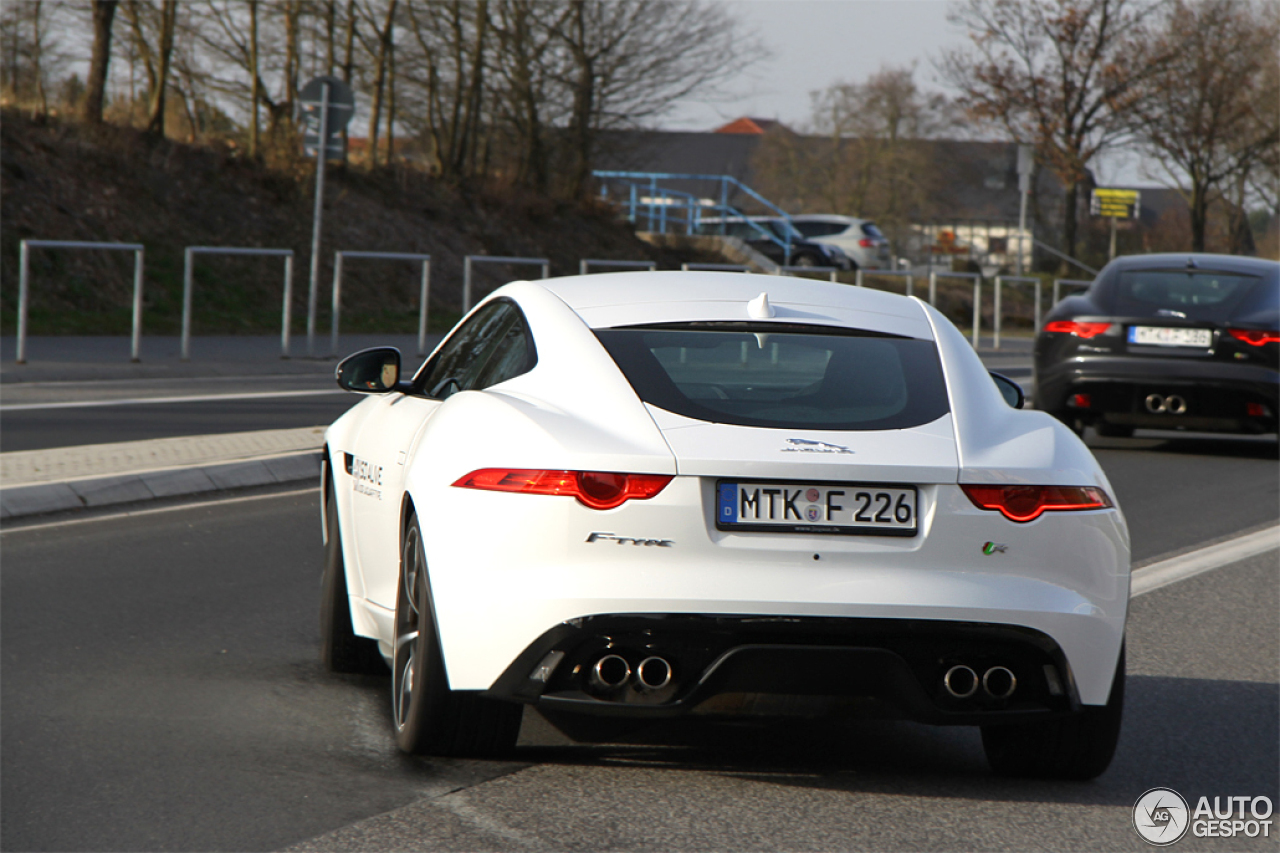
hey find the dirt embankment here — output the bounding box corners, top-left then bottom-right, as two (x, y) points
(1, 112), (714, 336)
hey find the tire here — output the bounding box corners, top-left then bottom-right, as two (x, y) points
(981, 645), (1125, 780)
(392, 511), (523, 756)
(320, 477), (384, 674)
(1095, 421), (1135, 438)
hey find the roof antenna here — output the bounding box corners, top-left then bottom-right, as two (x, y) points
(747, 292), (776, 319)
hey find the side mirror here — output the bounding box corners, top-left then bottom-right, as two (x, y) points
(990, 372), (1025, 409)
(337, 347), (402, 394)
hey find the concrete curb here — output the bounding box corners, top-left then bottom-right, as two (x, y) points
(1, 451), (322, 519)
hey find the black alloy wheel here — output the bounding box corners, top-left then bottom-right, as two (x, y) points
(392, 511), (522, 756)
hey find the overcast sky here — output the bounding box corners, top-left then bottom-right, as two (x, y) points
(665, 0), (1154, 186)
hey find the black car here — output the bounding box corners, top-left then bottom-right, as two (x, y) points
(1034, 253), (1279, 437)
(696, 217), (854, 270)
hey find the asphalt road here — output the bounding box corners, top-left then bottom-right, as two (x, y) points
(2, 438), (1276, 852)
(0, 375), (356, 452)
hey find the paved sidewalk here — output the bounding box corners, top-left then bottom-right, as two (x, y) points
(1, 427), (325, 520)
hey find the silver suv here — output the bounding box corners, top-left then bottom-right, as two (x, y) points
(790, 214), (891, 271)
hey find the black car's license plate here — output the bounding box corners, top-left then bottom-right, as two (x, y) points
(716, 480), (918, 536)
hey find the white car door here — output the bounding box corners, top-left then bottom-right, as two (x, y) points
(351, 299), (538, 610)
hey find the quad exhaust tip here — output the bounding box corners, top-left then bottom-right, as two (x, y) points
(635, 656), (673, 691)
(982, 666), (1017, 699)
(589, 654), (631, 691)
(943, 664), (979, 699)
(943, 664), (1019, 700)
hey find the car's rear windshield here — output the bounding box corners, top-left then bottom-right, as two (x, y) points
(595, 323), (950, 431)
(861, 223), (885, 239)
(1114, 269), (1263, 322)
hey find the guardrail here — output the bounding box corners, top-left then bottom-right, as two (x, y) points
(579, 259), (657, 275)
(463, 256), (549, 312)
(854, 269), (916, 297)
(928, 271), (985, 347)
(182, 246), (295, 361)
(1053, 278), (1093, 305)
(330, 251), (431, 356)
(17, 240), (145, 363)
(992, 275), (1042, 348)
(777, 265), (838, 282)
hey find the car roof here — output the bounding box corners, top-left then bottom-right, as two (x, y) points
(530, 271), (935, 340)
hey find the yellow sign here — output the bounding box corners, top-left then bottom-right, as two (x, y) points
(1091, 188), (1140, 219)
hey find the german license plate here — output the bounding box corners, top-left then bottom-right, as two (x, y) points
(1128, 326), (1212, 348)
(716, 481), (918, 536)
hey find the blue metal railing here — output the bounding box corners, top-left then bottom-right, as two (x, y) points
(592, 171), (794, 257)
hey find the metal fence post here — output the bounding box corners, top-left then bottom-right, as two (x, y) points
(993, 276), (1003, 350)
(17, 240), (30, 364)
(130, 248), (145, 362)
(540, 262), (550, 279)
(463, 256), (473, 313)
(418, 259), (431, 356)
(181, 248), (194, 360)
(855, 269), (864, 288)
(928, 271), (937, 306)
(330, 251), (345, 356)
(971, 277), (982, 348)
(1035, 281), (1042, 332)
(905, 274), (914, 298)
(281, 253), (294, 359)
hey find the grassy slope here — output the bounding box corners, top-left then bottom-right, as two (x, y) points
(1, 112), (711, 336)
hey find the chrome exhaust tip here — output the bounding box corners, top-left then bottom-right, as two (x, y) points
(635, 656), (673, 691)
(983, 666), (1017, 699)
(943, 664), (979, 699)
(588, 654), (631, 691)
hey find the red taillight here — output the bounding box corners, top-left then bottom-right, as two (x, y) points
(452, 469), (673, 510)
(1229, 329), (1280, 346)
(1044, 320), (1111, 339)
(1068, 393), (1092, 409)
(1246, 402), (1271, 417)
(960, 484), (1113, 523)
(858, 237), (875, 248)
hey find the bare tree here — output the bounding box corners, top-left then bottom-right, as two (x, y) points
(751, 65), (949, 252)
(551, 0), (758, 198)
(1126, 0), (1278, 252)
(940, 0), (1165, 265)
(401, 1), (491, 179)
(359, 0), (398, 166)
(83, 0), (118, 123)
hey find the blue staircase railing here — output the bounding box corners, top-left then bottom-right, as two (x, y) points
(592, 171), (794, 257)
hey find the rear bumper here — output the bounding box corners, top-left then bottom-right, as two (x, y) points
(1036, 356), (1279, 433)
(485, 614), (1082, 725)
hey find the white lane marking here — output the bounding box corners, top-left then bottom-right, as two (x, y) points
(0, 389), (346, 412)
(1131, 525), (1280, 597)
(0, 487), (318, 534)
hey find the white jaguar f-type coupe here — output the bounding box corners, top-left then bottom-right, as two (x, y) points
(320, 272), (1130, 779)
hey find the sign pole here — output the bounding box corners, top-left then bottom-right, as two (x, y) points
(306, 81), (331, 358)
